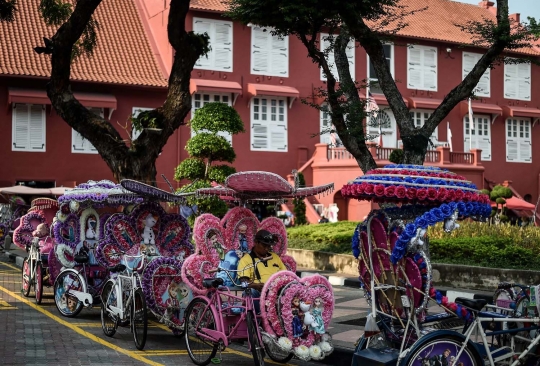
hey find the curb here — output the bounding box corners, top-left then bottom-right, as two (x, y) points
(5, 250), (24, 268)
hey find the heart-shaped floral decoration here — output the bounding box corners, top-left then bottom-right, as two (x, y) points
(260, 272), (334, 362)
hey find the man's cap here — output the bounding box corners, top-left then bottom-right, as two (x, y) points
(255, 229), (278, 245)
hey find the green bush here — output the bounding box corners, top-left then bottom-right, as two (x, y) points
(287, 221), (360, 253)
(389, 149), (404, 164)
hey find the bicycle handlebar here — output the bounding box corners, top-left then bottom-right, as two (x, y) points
(209, 255), (273, 274)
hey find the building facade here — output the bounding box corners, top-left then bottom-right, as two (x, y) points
(1, 0), (540, 221)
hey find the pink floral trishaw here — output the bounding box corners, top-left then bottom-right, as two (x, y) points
(96, 180), (194, 336)
(14, 198), (62, 304)
(181, 171), (336, 364)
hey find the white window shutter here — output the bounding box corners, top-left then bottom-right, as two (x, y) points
(320, 34), (337, 81)
(252, 27), (269, 74)
(252, 123), (268, 150)
(517, 63), (531, 100)
(270, 35), (288, 76)
(13, 104), (29, 150)
(72, 130), (85, 152)
(29, 105), (45, 151)
(506, 120), (518, 161)
(346, 38), (355, 81)
(463, 52), (490, 97)
(408, 46), (422, 89)
(464, 136), (471, 153)
(320, 107), (331, 144)
(423, 48), (437, 90)
(519, 138), (532, 162)
(214, 22), (232, 71)
(478, 137), (491, 160)
(193, 19), (213, 68)
(269, 124), (287, 151)
(504, 63), (518, 99)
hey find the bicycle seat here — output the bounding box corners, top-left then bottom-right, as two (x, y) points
(203, 278), (224, 289)
(74, 254), (89, 264)
(455, 297), (487, 311)
(109, 264), (126, 273)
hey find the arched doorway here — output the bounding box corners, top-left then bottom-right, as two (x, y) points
(333, 191), (348, 221)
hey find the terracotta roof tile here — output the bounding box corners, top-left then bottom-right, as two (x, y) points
(0, 0), (167, 87)
(190, 0), (228, 13)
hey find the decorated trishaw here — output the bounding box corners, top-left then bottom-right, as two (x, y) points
(51, 180), (144, 317)
(14, 198), (62, 304)
(339, 165), (540, 366)
(180, 171), (337, 365)
(96, 180), (194, 336)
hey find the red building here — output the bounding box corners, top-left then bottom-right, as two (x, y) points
(1, 0), (540, 222)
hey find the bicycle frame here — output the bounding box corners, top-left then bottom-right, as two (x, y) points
(106, 253), (145, 320)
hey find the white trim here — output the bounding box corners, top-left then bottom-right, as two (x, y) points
(407, 44), (438, 91)
(505, 117), (532, 163)
(12, 103), (46, 152)
(250, 96), (288, 152)
(250, 26), (289, 77)
(193, 17), (233, 72)
(463, 113), (492, 161)
(462, 52), (490, 97)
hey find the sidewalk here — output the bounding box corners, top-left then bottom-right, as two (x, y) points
(3, 249), (495, 363)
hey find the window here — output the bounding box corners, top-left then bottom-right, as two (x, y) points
(251, 26), (289, 77)
(320, 33), (355, 81)
(463, 114), (491, 161)
(504, 60), (531, 101)
(71, 107), (102, 154)
(193, 18), (233, 72)
(506, 118), (531, 163)
(367, 110), (397, 148)
(251, 97), (287, 152)
(319, 104), (341, 146)
(131, 107), (154, 140)
(191, 93), (233, 144)
(368, 44), (393, 94)
(410, 110), (438, 143)
(12, 103), (46, 152)
(407, 45), (437, 91)
(462, 52), (490, 97)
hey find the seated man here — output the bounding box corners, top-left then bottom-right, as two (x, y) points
(237, 229), (287, 312)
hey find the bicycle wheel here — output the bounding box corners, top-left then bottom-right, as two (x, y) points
(35, 262), (43, 304)
(184, 298), (218, 366)
(247, 310), (265, 366)
(131, 288), (147, 350)
(100, 280), (117, 337)
(53, 270), (84, 317)
(401, 334), (481, 366)
(21, 258), (31, 297)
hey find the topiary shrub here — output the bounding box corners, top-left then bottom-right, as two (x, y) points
(293, 172), (307, 225)
(389, 149), (404, 164)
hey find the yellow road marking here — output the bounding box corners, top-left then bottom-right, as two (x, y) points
(1, 262), (21, 271)
(71, 322), (159, 328)
(0, 299), (17, 310)
(0, 285), (163, 366)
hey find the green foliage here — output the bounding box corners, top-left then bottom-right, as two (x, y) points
(495, 197), (506, 205)
(207, 165), (236, 184)
(0, 0), (18, 22)
(130, 110), (161, 131)
(389, 149), (404, 164)
(176, 180), (228, 226)
(185, 133), (236, 163)
(480, 189), (491, 196)
(490, 185), (513, 201)
(191, 103), (244, 135)
(174, 157), (206, 181)
(293, 172), (307, 225)
(287, 221), (361, 253)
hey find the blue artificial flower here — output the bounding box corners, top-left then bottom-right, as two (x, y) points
(415, 217), (429, 229)
(400, 232), (411, 243)
(405, 223), (416, 237)
(424, 212), (437, 226)
(465, 202), (474, 214)
(448, 202), (457, 211)
(457, 202), (466, 214)
(440, 203), (452, 217)
(404, 177), (414, 184)
(432, 208), (444, 220)
(415, 178), (426, 185)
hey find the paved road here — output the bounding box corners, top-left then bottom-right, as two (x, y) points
(0, 253), (365, 366)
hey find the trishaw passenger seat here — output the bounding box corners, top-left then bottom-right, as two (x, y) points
(74, 254), (89, 264)
(455, 297), (487, 311)
(109, 263), (126, 273)
(203, 277), (224, 289)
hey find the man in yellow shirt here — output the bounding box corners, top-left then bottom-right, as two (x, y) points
(238, 230), (287, 312)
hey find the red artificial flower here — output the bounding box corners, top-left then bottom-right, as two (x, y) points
(374, 184), (386, 197)
(427, 188), (438, 200)
(463, 191), (472, 202)
(417, 188), (428, 200)
(406, 187), (417, 200)
(455, 189), (464, 200)
(395, 185), (407, 198)
(355, 184), (365, 195)
(446, 190), (456, 202)
(364, 183), (374, 194)
(437, 188), (448, 201)
(384, 186), (396, 197)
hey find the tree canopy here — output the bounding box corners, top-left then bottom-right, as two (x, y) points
(228, 0), (539, 173)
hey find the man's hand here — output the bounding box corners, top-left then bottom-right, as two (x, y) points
(249, 282), (264, 292)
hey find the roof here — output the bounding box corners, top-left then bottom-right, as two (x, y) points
(0, 0), (167, 87)
(189, 0), (539, 56)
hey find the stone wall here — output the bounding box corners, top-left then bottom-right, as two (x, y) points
(286, 248), (540, 291)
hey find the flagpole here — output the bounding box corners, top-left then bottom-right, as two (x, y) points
(468, 98), (473, 152)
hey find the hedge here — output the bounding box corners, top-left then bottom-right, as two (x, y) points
(286, 221), (540, 270)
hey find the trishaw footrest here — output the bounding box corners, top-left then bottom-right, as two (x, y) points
(353, 348), (398, 366)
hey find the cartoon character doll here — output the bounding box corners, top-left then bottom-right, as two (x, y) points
(309, 297), (326, 335)
(237, 224), (249, 255)
(85, 215), (97, 240)
(142, 213), (158, 245)
(292, 296), (304, 338)
(162, 281), (181, 320)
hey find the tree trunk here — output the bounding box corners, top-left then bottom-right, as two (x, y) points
(42, 0), (205, 185)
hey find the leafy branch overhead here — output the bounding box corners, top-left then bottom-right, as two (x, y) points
(0, 0), (17, 22)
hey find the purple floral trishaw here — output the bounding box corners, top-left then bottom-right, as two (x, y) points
(181, 171), (337, 364)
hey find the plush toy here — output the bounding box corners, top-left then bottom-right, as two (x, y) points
(142, 213), (158, 245)
(300, 301), (314, 327)
(85, 216), (97, 240)
(32, 223), (49, 238)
